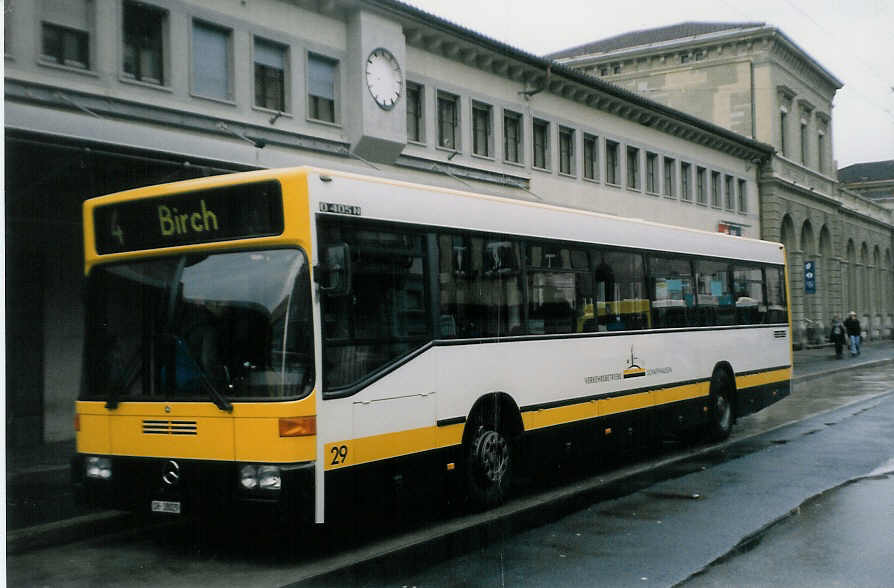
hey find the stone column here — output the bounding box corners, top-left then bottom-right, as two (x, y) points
(789, 249), (805, 347)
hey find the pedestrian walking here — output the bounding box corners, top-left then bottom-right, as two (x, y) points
(828, 315), (846, 359)
(844, 311), (861, 356)
(828, 316), (846, 359)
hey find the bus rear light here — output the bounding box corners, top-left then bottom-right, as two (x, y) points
(279, 416), (316, 437)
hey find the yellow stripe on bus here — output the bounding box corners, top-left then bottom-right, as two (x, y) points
(323, 368), (791, 470)
(323, 423), (465, 471)
(736, 367), (792, 390)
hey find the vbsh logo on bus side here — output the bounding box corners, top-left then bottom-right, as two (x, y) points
(158, 199), (219, 237)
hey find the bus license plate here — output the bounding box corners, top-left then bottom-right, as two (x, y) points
(151, 500), (181, 514)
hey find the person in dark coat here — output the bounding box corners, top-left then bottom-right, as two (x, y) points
(844, 311), (861, 356)
(828, 315), (846, 359)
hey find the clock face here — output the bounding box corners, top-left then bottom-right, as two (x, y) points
(365, 48), (402, 110)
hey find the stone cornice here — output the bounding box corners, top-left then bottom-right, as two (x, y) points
(552, 24), (842, 97)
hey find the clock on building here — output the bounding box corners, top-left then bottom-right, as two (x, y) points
(365, 48), (402, 110)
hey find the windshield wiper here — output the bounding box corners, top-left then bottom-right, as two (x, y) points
(163, 335), (233, 412)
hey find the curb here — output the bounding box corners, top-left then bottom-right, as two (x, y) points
(6, 511), (134, 555)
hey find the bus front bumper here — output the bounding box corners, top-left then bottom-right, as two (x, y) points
(71, 454), (315, 524)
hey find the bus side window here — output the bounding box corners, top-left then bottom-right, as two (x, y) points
(438, 232), (522, 338)
(765, 265), (788, 324)
(592, 250), (648, 332)
(733, 265), (766, 325)
(694, 259), (734, 327)
(320, 221), (430, 391)
(526, 243), (591, 335)
(649, 255), (695, 329)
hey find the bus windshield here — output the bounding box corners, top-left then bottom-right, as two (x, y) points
(83, 249), (314, 405)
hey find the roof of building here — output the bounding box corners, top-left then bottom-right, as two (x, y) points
(838, 160), (894, 183)
(545, 21), (766, 60)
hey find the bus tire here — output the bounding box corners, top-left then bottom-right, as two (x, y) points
(464, 410), (513, 509)
(706, 367), (734, 441)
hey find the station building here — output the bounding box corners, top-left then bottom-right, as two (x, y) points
(4, 1), (776, 446)
(549, 22), (894, 349)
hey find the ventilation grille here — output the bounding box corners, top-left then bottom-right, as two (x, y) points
(143, 420), (198, 435)
(773, 330), (788, 339)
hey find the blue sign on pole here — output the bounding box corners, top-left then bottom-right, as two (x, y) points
(804, 260), (816, 294)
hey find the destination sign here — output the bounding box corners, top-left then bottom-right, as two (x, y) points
(93, 180), (284, 254)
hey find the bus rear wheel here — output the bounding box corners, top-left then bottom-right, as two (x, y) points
(465, 423), (512, 509)
(706, 368), (734, 441)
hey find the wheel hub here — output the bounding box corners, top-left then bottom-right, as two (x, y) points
(474, 430), (509, 483)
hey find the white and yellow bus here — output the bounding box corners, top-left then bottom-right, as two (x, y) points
(74, 167), (792, 523)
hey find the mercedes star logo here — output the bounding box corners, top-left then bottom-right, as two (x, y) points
(161, 460), (181, 487)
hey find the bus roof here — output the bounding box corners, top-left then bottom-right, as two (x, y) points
(85, 166), (784, 265)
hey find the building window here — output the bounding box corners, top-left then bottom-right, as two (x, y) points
(503, 110), (522, 164)
(42, 22), (89, 69)
(559, 126), (575, 175)
(724, 175), (734, 210)
(800, 119), (809, 165)
(711, 171), (721, 208)
(612, 64), (621, 74)
(472, 101), (492, 157)
(737, 179), (748, 213)
(406, 82), (423, 143)
(680, 162), (691, 201)
(663, 157), (675, 197)
(696, 166), (707, 205)
(254, 38), (287, 112)
(646, 152), (658, 193)
(606, 140), (620, 185)
(583, 134), (598, 181)
(680, 53), (690, 64)
(308, 53), (337, 123)
(779, 109), (788, 157)
(817, 131), (825, 173)
(533, 118), (550, 170)
(437, 91), (459, 150)
(626, 146), (640, 189)
(40, 0), (93, 70)
(192, 20), (232, 100)
(123, 1), (164, 84)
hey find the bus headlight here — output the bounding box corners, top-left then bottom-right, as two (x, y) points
(85, 456), (112, 480)
(238, 464), (281, 492)
(239, 465), (259, 490)
(257, 466), (281, 491)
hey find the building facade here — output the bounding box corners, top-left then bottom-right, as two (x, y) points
(550, 22), (894, 348)
(5, 1), (772, 446)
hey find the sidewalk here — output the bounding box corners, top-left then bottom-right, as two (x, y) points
(7, 340), (894, 553)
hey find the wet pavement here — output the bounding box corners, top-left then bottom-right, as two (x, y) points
(683, 465), (894, 587)
(5, 340), (894, 560)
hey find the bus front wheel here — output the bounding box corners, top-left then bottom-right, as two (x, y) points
(465, 423), (512, 509)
